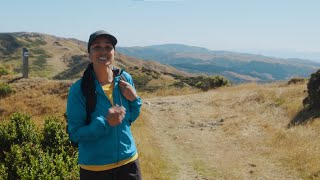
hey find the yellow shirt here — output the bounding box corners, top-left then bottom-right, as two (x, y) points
(80, 153), (138, 171)
(102, 82), (114, 105)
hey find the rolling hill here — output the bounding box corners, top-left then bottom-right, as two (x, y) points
(2, 32), (320, 85)
(117, 44), (320, 83)
(0, 32), (192, 92)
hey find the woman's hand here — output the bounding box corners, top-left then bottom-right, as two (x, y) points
(106, 105), (126, 127)
(119, 80), (138, 101)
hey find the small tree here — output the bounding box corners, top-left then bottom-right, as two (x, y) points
(195, 75), (230, 91)
(304, 70), (320, 108)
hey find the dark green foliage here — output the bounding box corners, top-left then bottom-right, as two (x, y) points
(5, 143), (78, 179)
(178, 75), (230, 91)
(304, 70), (320, 108)
(0, 68), (9, 76)
(132, 74), (153, 90)
(22, 36), (47, 47)
(0, 163), (6, 180)
(0, 83), (14, 97)
(30, 48), (50, 58)
(287, 77), (307, 85)
(32, 55), (48, 69)
(200, 76), (229, 90)
(30, 53), (53, 77)
(0, 113), (78, 179)
(141, 67), (160, 79)
(63, 55), (88, 67)
(54, 55), (89, 80)
(171, 81), (186, 88)
(0, 113), (40, 162)
(42, 116), (75, 155)
(33, 38), (47, 46)
(0, 34), (22, 55)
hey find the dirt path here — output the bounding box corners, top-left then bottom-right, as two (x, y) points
(143, 89), (302, 180)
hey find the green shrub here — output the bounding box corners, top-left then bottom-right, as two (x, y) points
(174, 75), (230, 91)
(287, 77), (306, 85)
(0, 68), (9, 76)
(5, 143), (78, 180)
(0, 83), (14, 97)
(0, 163), (6, 180)
(31, 48), (47, 55)
(42, 116), (75, 155)
(34, 38), (47, 46)
(304, 70), (320, 108)
(0, 113), (78, 179)
(0, 113), (40, 158)
(132, 75), (153, 91)
(193, 75), (230, 91)
(171, 81), (186, 88)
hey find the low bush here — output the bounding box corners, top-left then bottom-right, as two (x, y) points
(0, 112), (78, 179)
(0, 83), (14, 98)
(181, 75), (230, 91)
(287, 77), (306, 85)
(132, 75), (153, 91)
(0, 68), (9, 77)
(304, 70), (320, 108)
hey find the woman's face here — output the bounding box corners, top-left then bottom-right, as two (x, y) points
(89, 36), (115, 67)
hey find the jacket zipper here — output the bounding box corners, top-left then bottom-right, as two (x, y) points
(114, 79), (120, 164)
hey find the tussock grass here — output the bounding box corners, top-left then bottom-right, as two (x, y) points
(0, 78), (71, 125)
(192, 159), (220, 179)
(268, 121), (320, 179)
(140, 87), (201, 98)
(212, 82), (320, 179)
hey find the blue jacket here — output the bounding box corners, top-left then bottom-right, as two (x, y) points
(66, 71), (142, 165)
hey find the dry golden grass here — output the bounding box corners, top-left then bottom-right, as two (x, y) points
(143, 81), (320, 179)
(131, 107), (174, 180)
(140, 87), (201, 98)
(0, 78), (71, 126)
(1, 78), (320, 179)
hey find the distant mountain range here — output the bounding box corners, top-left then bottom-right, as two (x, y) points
(117, 44), (320, 83)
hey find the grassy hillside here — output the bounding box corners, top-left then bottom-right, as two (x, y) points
(0, 32), (87, 77)
(0, 32), (206, 92)
(0, 32), (188, 79)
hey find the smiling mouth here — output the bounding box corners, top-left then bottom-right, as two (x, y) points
(98, 57), (109, 61)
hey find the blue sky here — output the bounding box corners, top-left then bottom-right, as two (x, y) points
(1, 0), (320, 60)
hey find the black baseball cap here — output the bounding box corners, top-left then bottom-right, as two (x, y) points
(87, 30), (118, 52)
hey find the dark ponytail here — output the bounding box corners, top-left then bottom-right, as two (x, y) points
(81, 63), (96, 125)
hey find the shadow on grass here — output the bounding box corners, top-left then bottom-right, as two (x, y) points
(53, 61), (89, 80)
(287, 107), (320, 128)
(7, 76), (23, 83)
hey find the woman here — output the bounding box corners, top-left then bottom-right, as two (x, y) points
(67, 30), (142, 180)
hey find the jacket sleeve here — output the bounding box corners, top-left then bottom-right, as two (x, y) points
(66, 82), (110, 143)
(128, 96), (142, 123)
(123, 72), (142, 124)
